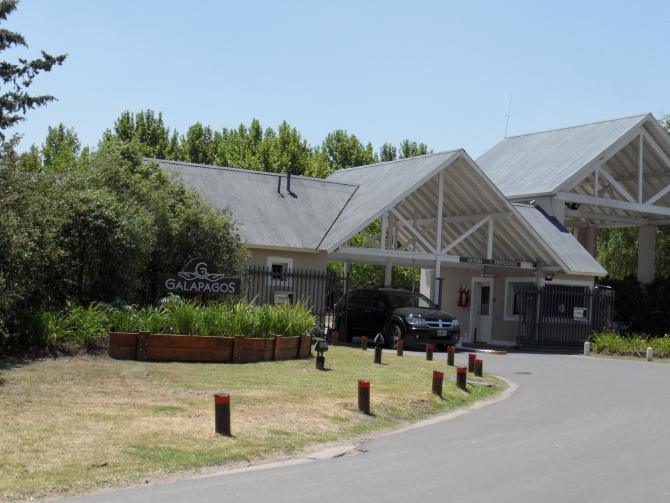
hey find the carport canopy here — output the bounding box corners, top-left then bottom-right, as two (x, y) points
(323, 150), (605, 299)
(477, 113), (670, 282)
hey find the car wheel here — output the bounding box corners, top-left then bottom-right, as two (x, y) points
(384, 321), (404, 349)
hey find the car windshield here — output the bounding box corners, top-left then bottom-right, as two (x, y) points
(384, 291), (436, 309)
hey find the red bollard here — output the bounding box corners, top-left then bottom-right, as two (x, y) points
(214, 393), (231, 436)
(426, 343), (434, 361)
(468, 353), (477, 372)
(474, 358), (483, 377)
(331, 330), (339, 346)
(456, 366), (467, 391)
(358, 379), (370, 415)
(432, 370), (444, 397)
(396, 338), (404, 356)
(361, 335), (368, 350)
(447, 346), (455, 366)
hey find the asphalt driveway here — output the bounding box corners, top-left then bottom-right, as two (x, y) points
(62, 351), (670, 503)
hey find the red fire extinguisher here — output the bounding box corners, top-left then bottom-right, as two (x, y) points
(462, 286), (470, 307)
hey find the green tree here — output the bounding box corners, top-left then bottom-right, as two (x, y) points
(321, 129), (377, 171)
(399, 139), (429, 158)
(0, 0), (66, 141)
(107, 110), (174, 159)
(42, 123), (80, 171)
(597, 227), (638, 279)
(182, 122), (215, 165)
(379, 142), (397, 162)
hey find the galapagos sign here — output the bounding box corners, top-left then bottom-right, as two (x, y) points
(159, 258), (240, 297)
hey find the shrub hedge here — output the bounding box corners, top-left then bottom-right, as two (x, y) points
(36, 298), (316, 350)
(591, 330), (670, 358)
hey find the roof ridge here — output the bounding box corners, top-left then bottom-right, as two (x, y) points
(145, 157), (359, 188)
(504, 113), (650, 140)
(330, 149), (459, 174)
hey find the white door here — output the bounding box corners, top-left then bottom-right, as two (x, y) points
(470, 278), (493, 343)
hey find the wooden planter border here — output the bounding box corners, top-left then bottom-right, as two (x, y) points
(109, 332), (312, 363)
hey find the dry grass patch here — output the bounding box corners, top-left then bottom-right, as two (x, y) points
(0, 348), (503, 500)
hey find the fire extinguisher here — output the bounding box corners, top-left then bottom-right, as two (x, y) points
(457, 285), (465, 307)
(462, 287), (470, 307)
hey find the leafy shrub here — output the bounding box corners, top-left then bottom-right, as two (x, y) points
(37, 311), (71, 349)
(592, 330), (670, 358)
(35, 299), (316, 350)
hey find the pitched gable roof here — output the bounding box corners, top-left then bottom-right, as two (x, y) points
(477, 114), (649, 198)
(322, 151), (461, 251)
(151, 159), (357, 250)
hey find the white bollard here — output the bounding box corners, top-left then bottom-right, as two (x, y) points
(584, 341), (591, 355)
(646, 347), (653, 362)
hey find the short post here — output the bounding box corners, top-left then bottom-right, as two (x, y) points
(646, 346), (653, 362)
(447, 345), (455, 366)
(456, 366), (467, 391)
(361, 335), (368, 350)
(214, 393), (231, 436)
(432, 370), (444, 397)
(314, 338), (328, 371)
(426, 343), (433, 361)
(331, 330), (339, 346)
(474, 358), (483, 377)
(396, 338), (404, 357)
(358, 379), (370, 414)
(374, 346), (383, 364)
(584, 341), (591, 355)
(468, 353), (477, 373)
(374, 332), (384, 364)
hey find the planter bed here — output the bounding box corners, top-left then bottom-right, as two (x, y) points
(109, 332), (311, 363)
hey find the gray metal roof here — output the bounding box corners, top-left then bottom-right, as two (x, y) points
(514, 204), (607, 276)
(478, 114), (649, 198)
(150, 154), (606, 276)
(150, 159), (358, 251)
(323, 151), (461, 251)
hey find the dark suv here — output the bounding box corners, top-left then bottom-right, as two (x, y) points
(335, 288), (460, 349)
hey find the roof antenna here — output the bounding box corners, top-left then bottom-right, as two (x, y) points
(504, 93), (513, 138)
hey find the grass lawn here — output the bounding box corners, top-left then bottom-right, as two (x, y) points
(0, 347), (503, 500)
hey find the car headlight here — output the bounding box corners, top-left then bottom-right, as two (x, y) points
(406, 314), (428, 327)
(451, 319), (459, 328)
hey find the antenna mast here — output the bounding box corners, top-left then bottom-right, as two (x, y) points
(504, 94), (513, 138)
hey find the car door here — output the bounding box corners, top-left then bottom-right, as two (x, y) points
(364, 291), (388, 335)
(347, 290), (368, 334)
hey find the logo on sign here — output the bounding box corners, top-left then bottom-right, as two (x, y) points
(159, 257), (241, 297)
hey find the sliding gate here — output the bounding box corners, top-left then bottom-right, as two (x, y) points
(517, 285), (614, 348)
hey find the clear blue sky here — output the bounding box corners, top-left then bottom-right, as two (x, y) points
(8, 0), (670, 157)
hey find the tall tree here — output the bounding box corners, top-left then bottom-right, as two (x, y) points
(321, 129), (377, 171)
(379, 142), (397, 162)
(0, 0), (66, 141)
(42, 123), (80, 171)
(399, 139), (429, 158)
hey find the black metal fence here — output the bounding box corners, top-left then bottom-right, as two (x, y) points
(242, 265), (346, 333)
(517, 285), (614, 348)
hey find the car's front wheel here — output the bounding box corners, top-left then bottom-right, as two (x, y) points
(384, 321), (404, 349)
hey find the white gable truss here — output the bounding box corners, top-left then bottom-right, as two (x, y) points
(325, 152), (605, 277)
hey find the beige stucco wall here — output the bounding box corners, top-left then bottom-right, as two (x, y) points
(247, 248), (329, 271)
(434, 266), (595, 346)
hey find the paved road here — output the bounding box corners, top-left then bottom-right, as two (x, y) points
(64, 352), (670, 503)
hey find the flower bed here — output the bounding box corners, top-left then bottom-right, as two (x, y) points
(109, 332), (312, 363)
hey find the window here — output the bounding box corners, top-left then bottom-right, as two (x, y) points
(504, 279), (535, 320)
(271, 263), (286, 281)
(266, 256), (293, 285)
